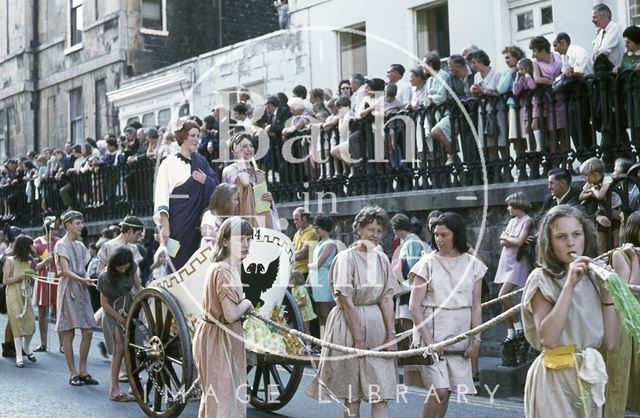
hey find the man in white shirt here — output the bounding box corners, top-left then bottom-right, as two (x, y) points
(591, 3), (625, 68)
(553, 32), (593, 150)
(554, 32), (593, 77)
(349, 73), (366, 113)
(386, 64), (412, 106)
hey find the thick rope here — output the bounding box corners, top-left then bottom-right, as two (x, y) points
(246, 303), (522, 359)
(481, 287), (524, 308)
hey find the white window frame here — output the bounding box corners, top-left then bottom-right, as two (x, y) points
(0, 109), (6, 161)
(65, 0), (84, 54)
(69, 88), (84, 144)
(140, 0), (169, 36)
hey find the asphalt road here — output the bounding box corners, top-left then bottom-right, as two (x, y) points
(0, 315), (525, 418)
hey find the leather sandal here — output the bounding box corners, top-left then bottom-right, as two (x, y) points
(33, 345), (47, 352)
(79, 374), (99, 385)
(25, 352), (36, 363)
(69, 375), (82, 386)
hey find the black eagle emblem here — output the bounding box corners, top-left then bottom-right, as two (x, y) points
(241, 255), (280, 306)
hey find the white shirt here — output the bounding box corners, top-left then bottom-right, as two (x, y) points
(592, 21), (625, 67)
(153, 154), (191, 225)
(350, 85), (367, 112)
(562, 44), (593, 76)
(394, 79), (413, 106)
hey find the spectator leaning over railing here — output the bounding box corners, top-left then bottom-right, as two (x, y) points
(497, 46), (528, 158)
(422, 52), (450, 162)
(512, 58), (537, 154)
(386, 64), (412, 106)
(530, 36), (567, 153)
(552, 32), (594, 152)
(614, 25), (640, 144)
(350, 73), (367, 112)
(468, 49), (504, 162)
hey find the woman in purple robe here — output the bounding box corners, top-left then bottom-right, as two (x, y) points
(154, 118), (217, 270)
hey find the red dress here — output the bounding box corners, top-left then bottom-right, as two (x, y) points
(34, 235), (59, 306)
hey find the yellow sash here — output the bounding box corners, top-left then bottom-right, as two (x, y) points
(543, 344), (576, 369)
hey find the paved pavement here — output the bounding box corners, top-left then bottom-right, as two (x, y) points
(0, 314), (528, 417)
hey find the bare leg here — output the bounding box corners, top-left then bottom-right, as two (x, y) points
(62, 329), (78, 377)
(371, 401), (389, 418)
(78, 328), (93, 376)
(110, 330), (124, 398)
(499, 282), (516, 331)
(344, 400), (361, 418)
(423, 389), (450, 418)
(38, 305), (48, 348)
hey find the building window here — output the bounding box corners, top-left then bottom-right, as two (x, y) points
(179, 104), (190, 117)
(416, 3), (450, 58)
(70, 88), (84, 143)
(70, 0), (83, 46)
(141, 0), (166, 33)
(142, 112), (156, 128)
(339, 24), (367, 79)
(0, 109), (6, 161)
(541, 6), (553, 25)
(126, 117), (140, 128)
(517, 11), (534, 31)
(158, 109), (171, 129)
(630, 0), (640, 25)
(95, 79), (107, 138)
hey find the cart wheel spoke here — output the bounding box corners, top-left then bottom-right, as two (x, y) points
(269, 365), (285, 395)
(166, 355), (183, 366)
(131, 362), (146, 376)
(155, 298), (164, 335)
(140, 299), (156, 333)
(262, 365), (271, 395)
(281, 364), (294, 374)
(164, 363), (181, 390)
(251, 365), (263, 397)
(161, 310), (174, 341)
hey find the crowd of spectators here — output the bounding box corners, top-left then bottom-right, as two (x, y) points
(2, 3), (640, 226)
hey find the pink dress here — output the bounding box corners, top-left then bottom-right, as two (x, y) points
(533, 51), (566, 131)
(494, 215), (532, 287)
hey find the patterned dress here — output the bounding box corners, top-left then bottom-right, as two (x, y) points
(54, 236), (96, 331)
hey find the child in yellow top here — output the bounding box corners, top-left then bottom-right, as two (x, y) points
(290, 271), (316, 335)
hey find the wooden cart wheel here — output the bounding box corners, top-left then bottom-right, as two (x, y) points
(125, 287), (194, 418)
(248, 290), (305, 411)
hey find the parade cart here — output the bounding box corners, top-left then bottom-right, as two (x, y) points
(123, 228), (438, 417)
(123, 228), (306, 417)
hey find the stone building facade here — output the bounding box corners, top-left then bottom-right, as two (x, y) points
(0, 0), (278, 159)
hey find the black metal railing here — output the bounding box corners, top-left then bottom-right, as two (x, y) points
(2, 70), (640, 228)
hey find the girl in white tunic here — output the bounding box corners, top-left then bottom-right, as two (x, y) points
(521, 205), (618, 418)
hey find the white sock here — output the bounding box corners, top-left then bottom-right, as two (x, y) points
(23, 335), (32, 355)
(534, 130), (542, 151)
(514, 321), (523, 332)
(507, 328), (515, 340)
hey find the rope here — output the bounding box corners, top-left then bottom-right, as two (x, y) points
(480, 287), (524, 308)
(246, 303), (522, 360)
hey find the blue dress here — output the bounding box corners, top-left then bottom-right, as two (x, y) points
(310, 239), (337, 303)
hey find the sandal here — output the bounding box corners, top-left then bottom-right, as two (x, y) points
(79, 374), (99, 385)
(16, 359), (24, 368)
(25, 352), (36, 363)
(118, 375), (129, 383)
(69, 375), (82, 386)
(109, 392), (131, 402)
(34, 345), (47, 352)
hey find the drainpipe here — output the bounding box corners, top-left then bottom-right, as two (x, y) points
(31, 0), (40, 152)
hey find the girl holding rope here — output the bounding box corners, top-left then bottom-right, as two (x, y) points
(306, 206), (397, 418)
(97, 246), (136, 402)
(603, 212), (640, 417)
(192, 216), (254, 418)
(2, 234), (37, 367)
(521, 204), (618, 417)
(408, 212), (486, 418)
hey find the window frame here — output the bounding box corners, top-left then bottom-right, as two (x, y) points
(0, 109), (6, 161)
(140, 0), (169, 36)
(69, 88), (84, 144)
(415, 2), (450, 59)
(66, 0), (84, 53)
